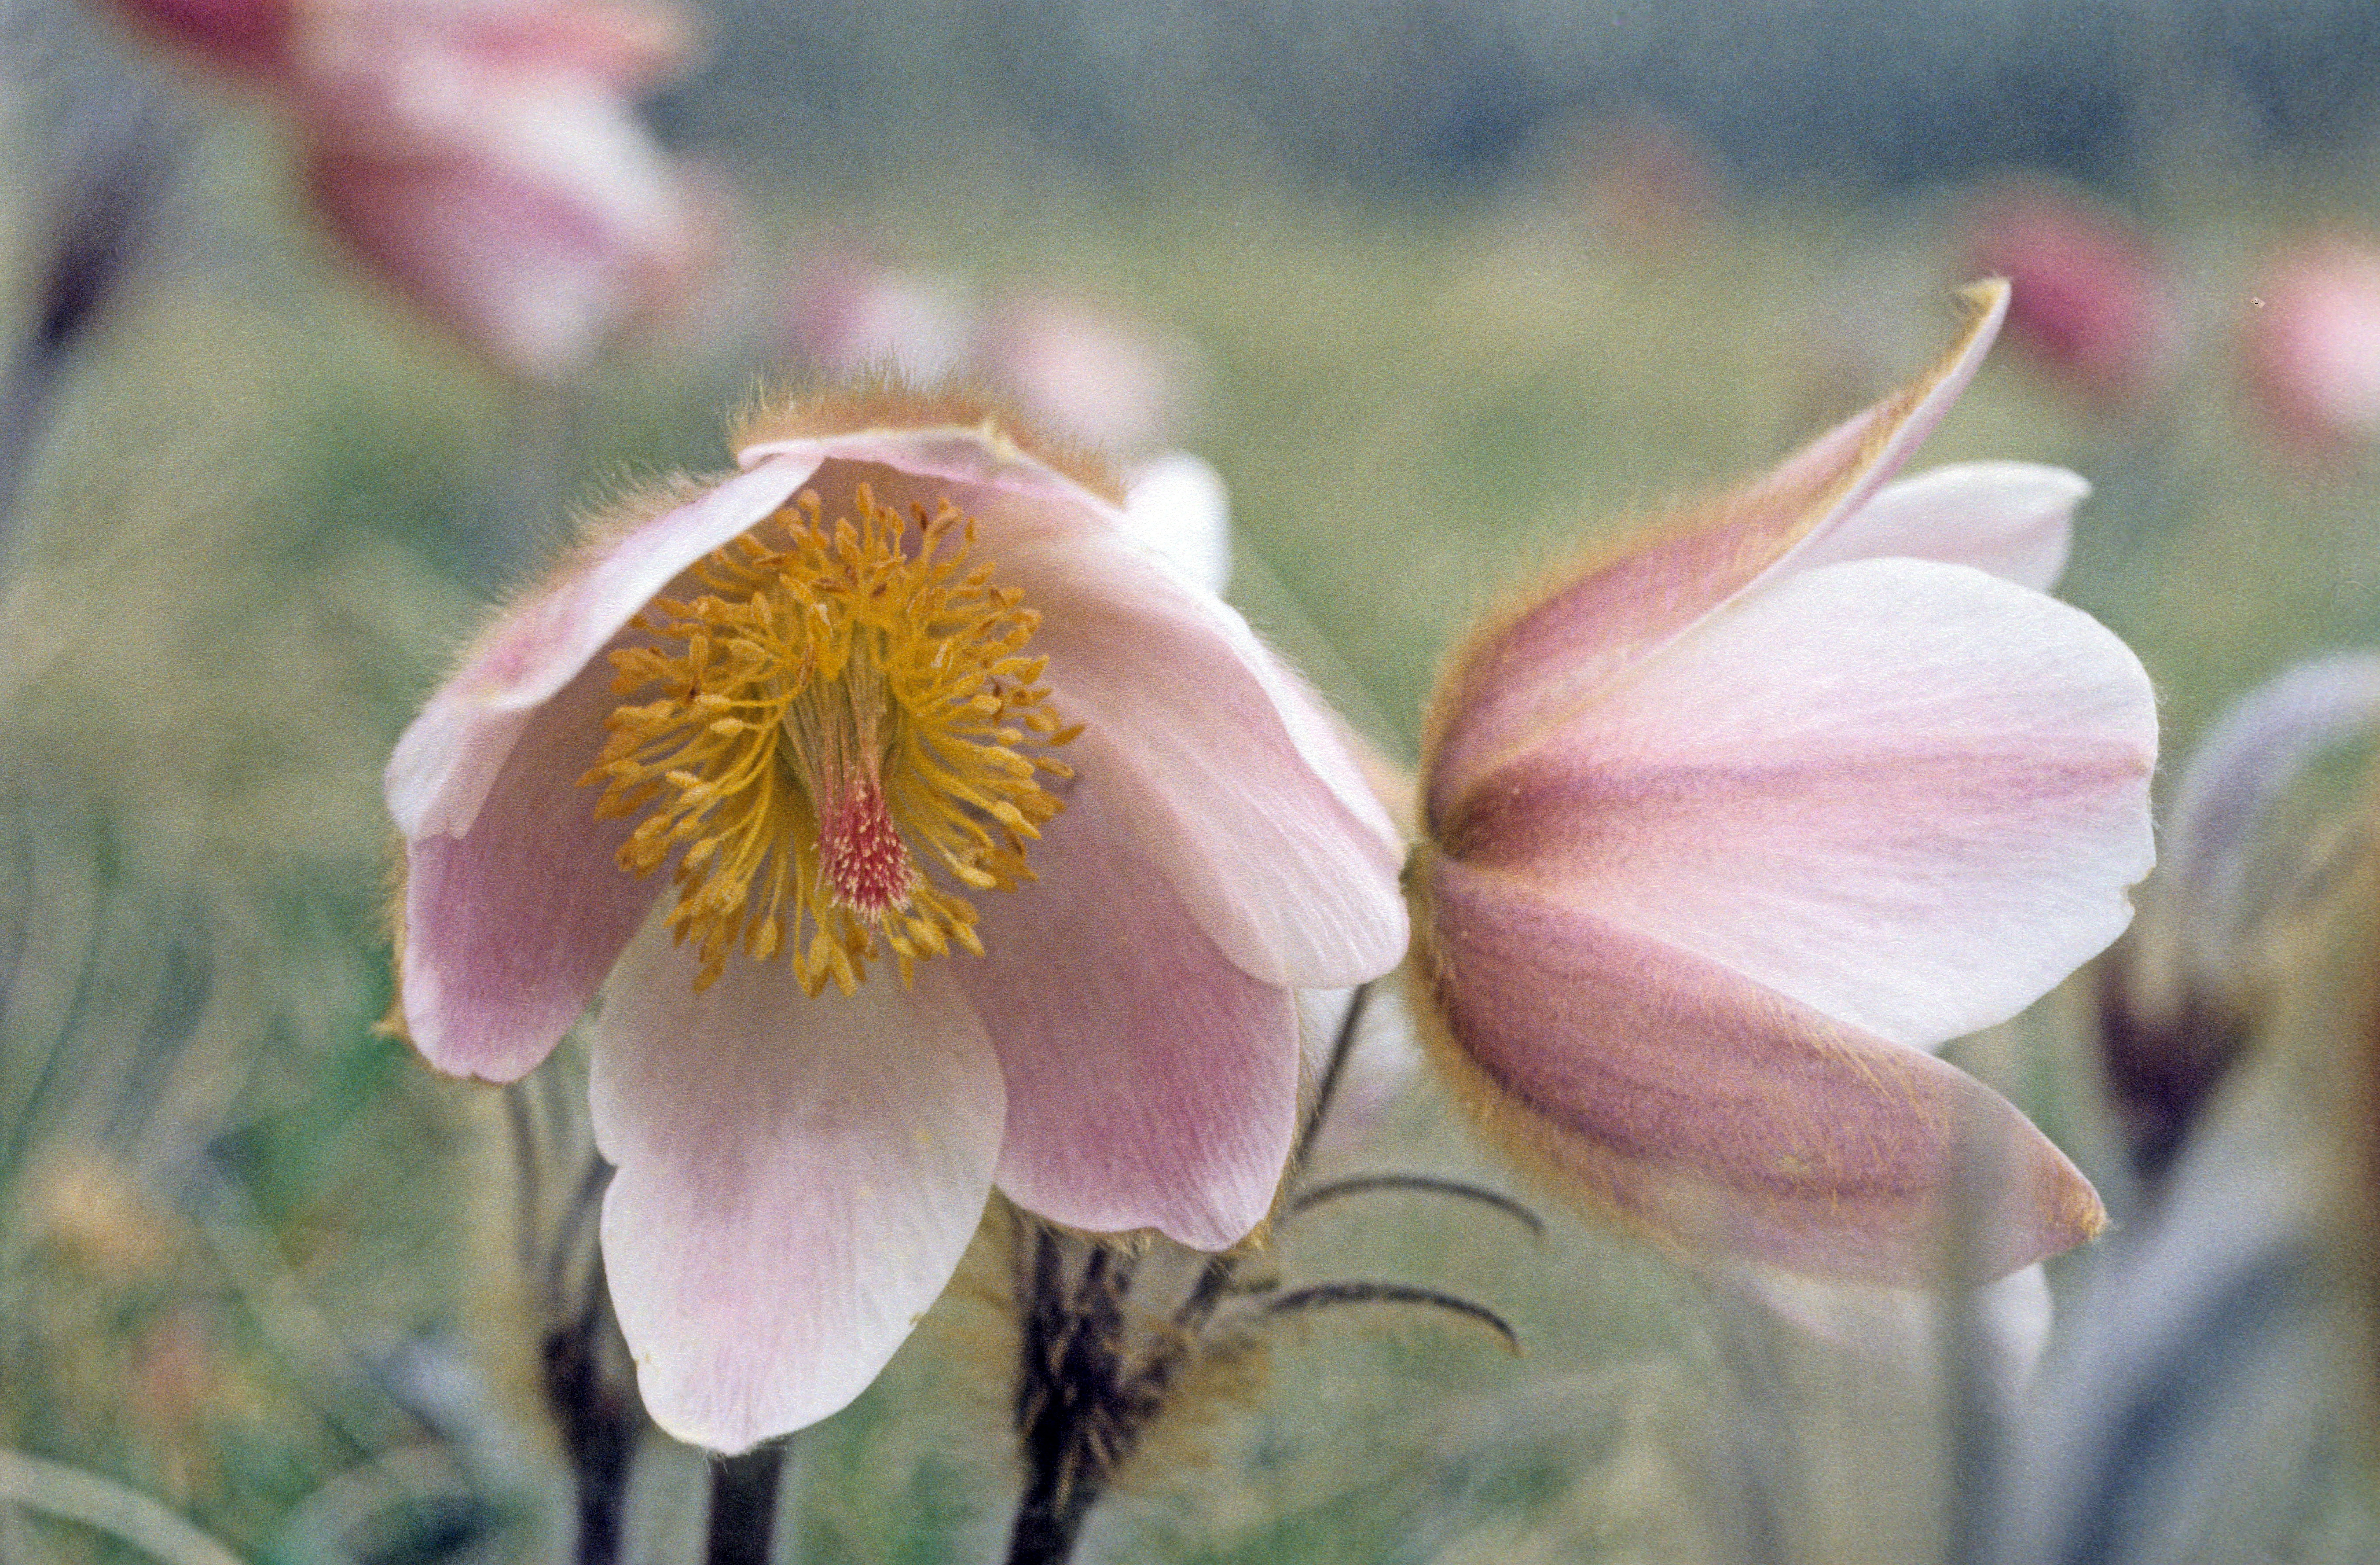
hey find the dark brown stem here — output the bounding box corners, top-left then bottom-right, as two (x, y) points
(542, 1257), (641, 1565)
(705, 1445), (785, 1565)
(1002, 1433), (1105, 1565)
(1004, 1227), (1166, 1565)
(1288, 1173), (1544, 1237)
(1262, 1280), (1520, 1350)
(1005, 981), (1394, 1564)
(1, 84), (181, 536)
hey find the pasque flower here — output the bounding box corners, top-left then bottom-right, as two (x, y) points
(1411, 281), (2156, 1285)
(385, 390), (1407, 1450)
(2245, 237), (2380, 452)
(1961, 181), (2178, 408)
(294, 0), (702, 382)
(100, 0), (701, 380)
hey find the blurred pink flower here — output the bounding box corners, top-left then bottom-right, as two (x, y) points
(778, 258), (1208, 456)
(780, 249), (972, 382)
(973, 293), (1202, 453)
(1570, 113), (1724, 251)
(1962, 182), (2179, 407)
(100, 0), (702, 380)
(2246, 238), (2380, 450)
(102, 0), (293, 74)
(1412, 281), (2155, 1285)
(384, 390), (1407, 1450)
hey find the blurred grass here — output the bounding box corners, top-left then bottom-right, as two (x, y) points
(5, 99), (2380, 1565)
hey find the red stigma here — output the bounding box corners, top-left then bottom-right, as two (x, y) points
(820, 777), (913, 919)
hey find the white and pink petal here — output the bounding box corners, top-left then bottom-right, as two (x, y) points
(1119, 450), (1233, 596)
(734, 422), (1126, 545)
(1792, 460), (2083, 591)
(386, 452), (825, 840)
(1440, 555), (2155, 1051)
(1414, 854), (2104, 1285)
(398, 656), (657, 1081)
(960, 783), (1298, 1252)
(1425, 281), (2012, 823)
(1002, 530), (1406, 990)
(588, 921), (1006, 1453)
(1737, 1260), (2054, 1394)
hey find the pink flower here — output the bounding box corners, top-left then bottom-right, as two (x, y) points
(384, 391), (1408, 1450)
(100, 0), (294, 75)
(1962, 182), (2179, 408)
(2245, 237), (2380, 451)
(972, 294), (1202, 454)
(1569, 114), (1724, 252)
(289, 0), (702, 381)
(101, 0), (701, 380)
(780, 248), (974, 383)
(1411, 281), (2156, 1285)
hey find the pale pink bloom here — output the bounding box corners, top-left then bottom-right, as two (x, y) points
(2246, 238), (2380, 449)
(1412, 281), (2155, 1285)
(781, 250), (974, 383)
(973, 294), (1201, 453)
(1962, 182), (2179, 408)
(385, 393), (1407, 1451)
(103, 0), (701, 381)
(289, 0), (702, 381)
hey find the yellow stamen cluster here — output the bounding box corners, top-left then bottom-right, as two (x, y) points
(583, 485), (1079, 995)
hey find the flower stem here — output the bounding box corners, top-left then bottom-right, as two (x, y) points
(0, 81), (180, 542)
(1287, 984), (1373, 1176)
(510, 1095), (638, 1565)
(1001, 1435), (1103, 1565)
(1001, 982), (1387, 1565)
(704, 1446), (784, 1565)
(541, 1287), (640, 1565)
(1002, 1227), (1160, 1565)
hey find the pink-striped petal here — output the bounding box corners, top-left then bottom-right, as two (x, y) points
(397, 655), (655, 1080)
(1754, 280), (2010, 530)
(1003, 529), (1406, 988)
(958, 782), (1297, 1251)
(1792, 461), (2083, 590)
(1415, 853), (2104, 1284)
(385, 454), (822, 841)
(1425, 280), (2009, 825)
(588, 922), (1005, 1452)
(1441, 556), (2155, 1051)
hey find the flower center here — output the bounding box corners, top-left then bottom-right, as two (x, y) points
(583, 485), (1078, 996)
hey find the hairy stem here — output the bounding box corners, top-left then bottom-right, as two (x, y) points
(1003, 1227), (1163, 1565)
(1287, 983), (1373, 1176)
(1005, 982), (1390, 1563)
